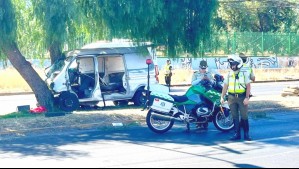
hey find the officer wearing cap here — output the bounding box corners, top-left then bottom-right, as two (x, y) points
(221, 54), (252, 141)
(191, 60), (213, 86)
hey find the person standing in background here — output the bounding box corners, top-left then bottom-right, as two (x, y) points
(164, 59), (172, 91)
(239, 53), (255, 82)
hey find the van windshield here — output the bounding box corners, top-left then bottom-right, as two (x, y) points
(45, 57), (71, 78)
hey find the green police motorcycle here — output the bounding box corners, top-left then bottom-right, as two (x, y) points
(146, 75), (234, 134)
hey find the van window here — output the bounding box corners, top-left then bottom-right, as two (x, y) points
(125, 53), (153, 70)
(78, 57), (94, 73)
(106, 56), (125, 72)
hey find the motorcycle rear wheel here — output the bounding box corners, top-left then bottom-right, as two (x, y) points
(146, 109), (174, 134)
(213, 110), (234, 132)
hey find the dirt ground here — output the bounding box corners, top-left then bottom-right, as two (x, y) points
(0, 94), (299, 138)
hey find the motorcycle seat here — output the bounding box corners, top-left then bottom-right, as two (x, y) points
(169, 95), (189, 103)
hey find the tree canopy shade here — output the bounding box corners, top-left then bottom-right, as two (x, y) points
(32, 0), (80, 63)
(80, 0), (218, 57)
(0, 0), (17, 48)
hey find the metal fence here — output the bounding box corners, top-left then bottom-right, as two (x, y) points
(204, 32), (299, 57)
(7, 31), (299, 64)
(67, 32), (299, 58)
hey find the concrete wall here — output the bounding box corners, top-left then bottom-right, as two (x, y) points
(1, 56), (298, 70)
(157, 56), (299, 70)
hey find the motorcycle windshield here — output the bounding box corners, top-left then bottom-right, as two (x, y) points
(186, 85), (221, 105)
(185, 85), (206, 96)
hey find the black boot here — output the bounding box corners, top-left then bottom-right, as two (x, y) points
(243, 119), (252, 141)
(230, 119), (241, 141)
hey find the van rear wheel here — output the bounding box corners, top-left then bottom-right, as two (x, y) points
(133, 90), (146, 106)
(58, 92), (79, 112)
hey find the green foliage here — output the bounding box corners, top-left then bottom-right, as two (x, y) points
(81, 0), (217, 57)
(0, 111), (43, 119)
(214, 1), (299, 33)
(12, 0), (46, 59)
(0, 0), (17, 49)
(31, 0), (79, 49)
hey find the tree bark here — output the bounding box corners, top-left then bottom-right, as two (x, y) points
(49, 42), (62, 64)
(2, 42), (54, 112)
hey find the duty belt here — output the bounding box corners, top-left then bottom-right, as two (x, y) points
(228, 93), (246, 98)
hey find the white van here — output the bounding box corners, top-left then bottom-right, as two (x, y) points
(45, 41), (159, 112)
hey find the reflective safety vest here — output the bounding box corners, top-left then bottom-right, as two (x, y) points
(241, 63), (255, 82)
(164, 64), (171, 76)
(227, 71), (246, 94)
(241, 63), (252, 74)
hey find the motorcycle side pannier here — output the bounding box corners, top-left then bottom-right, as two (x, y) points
(149, 92), (174, 113)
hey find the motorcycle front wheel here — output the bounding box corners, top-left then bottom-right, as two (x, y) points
(146, 109), (174, 134)
(213, 109), (234, 132)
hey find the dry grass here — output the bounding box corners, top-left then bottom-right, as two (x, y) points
(0, 68), (45, 93)
(254, 68), (299, 81)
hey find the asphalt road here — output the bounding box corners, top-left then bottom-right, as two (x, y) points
(0, 109), (298, 168)
(0, 81), (299, 167)
(170, 81), (299, 96)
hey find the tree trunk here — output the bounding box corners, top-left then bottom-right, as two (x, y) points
(49, 42), (62, 64)
(2, 42), (54, 112)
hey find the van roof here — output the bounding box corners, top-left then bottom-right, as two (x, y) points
(67, 47), (149, 57)
(66, 41), (152, 56)
(82, 40), (152, 49)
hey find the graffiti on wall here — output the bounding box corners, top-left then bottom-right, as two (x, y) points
(215, 58), (230, 69)
(254, 56), (278, 68)
(151, 56), (298, 70)
(180, 57), (192, 69)
(285, 57), (298, 67)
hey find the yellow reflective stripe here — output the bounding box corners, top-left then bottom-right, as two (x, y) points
(227, 73), (246, 93)
(164, 65), (171, 70)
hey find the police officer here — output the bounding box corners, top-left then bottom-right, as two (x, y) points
(191, 60), (213, 86)
(191, 60), (214, 129)
(164, 59), (172, 91)
(221, 54), (252, 141)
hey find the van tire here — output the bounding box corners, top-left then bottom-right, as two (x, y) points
(58, 92), (79, 112)
(133, 90), (146, 106)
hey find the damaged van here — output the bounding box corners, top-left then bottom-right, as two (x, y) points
(45, 41), (158, 112)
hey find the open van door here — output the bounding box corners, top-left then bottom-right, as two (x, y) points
(97, 55), (127, 94)
(67, 56), (96, 99)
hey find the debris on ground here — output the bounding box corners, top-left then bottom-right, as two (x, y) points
(281, 85), (299, 97)
(30, 106), (47, 114)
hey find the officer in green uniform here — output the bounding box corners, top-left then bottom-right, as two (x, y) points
(191, 60), (214, 129)
(191, 60), (213, 86)
(221, 54), (252, 141)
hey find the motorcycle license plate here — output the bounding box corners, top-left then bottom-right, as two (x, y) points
(151, 98), (173, 112)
